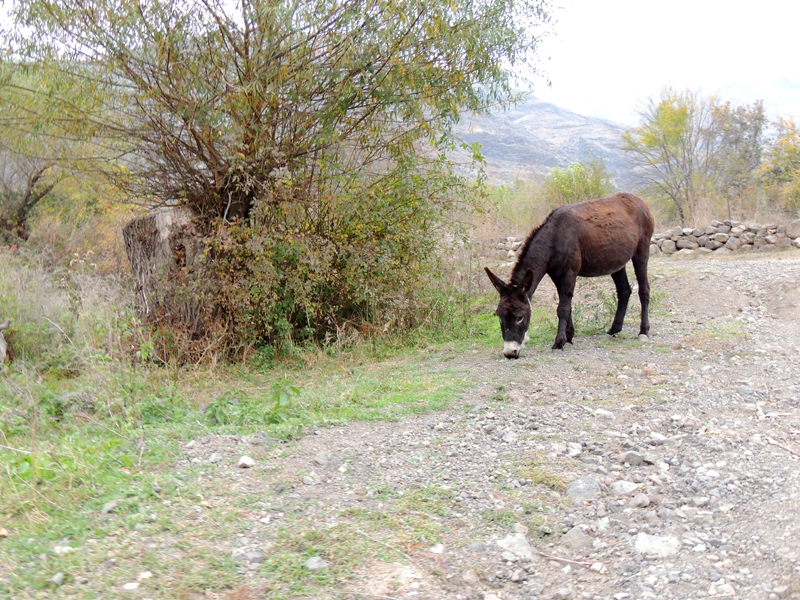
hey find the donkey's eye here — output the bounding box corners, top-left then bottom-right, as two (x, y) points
(515, 317), (524, 326)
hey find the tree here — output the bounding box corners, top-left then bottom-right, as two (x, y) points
(5, 0), (553, 356)
(712, 100), (766, 218)
(622, 88), (766, 225)
(539, 158), (616, 210)
(622, 88), (718, 225)
(761, 117), (800, 214)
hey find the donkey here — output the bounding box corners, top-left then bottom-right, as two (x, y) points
(485, 193), (654, 357)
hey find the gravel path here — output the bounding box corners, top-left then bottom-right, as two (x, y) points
(172, 253), (800, 600)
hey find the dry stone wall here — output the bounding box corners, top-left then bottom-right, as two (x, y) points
(650, 218), (800, 256)
(490, 218), (800, 261)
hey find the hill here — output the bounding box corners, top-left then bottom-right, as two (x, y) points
(452, 97), (631, 185)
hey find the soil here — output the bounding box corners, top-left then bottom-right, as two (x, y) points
(38, 252), (800, 600)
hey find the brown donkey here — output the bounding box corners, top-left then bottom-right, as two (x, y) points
(485, 193), (655, 357)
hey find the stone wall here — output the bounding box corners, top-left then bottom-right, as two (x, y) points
(650, 219), (800, 256)
(490, 218), (800, 260)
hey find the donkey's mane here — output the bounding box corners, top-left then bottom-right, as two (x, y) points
(510, 213), (551, 286)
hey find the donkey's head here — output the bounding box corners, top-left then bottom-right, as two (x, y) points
(485, 267), (534, 359)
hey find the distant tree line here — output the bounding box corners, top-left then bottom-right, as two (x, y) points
(622, 87), (800, 225)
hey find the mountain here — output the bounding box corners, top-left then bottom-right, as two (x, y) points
(452, 98), (631, 186)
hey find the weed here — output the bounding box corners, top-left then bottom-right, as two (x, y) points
(481, 508), (521, 528)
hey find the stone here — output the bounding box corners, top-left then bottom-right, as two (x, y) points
(649, 243), (661, 256)
(497, 533), (535, 561)
(724, 236), (741, 251)
(566, 475), (602, 502)
(238, 456), (255, 468)
(594, 408), (615, 420)
(304, 556), (329, 571)
(787, 218), (800, 239)
(559, 526), (592, 553)
(313, 451), (342, 469)
(553, 588), (575, 600)
(51, 572), (65, 586)
(462, 569), (480, 584)
(529, 581), (545, 596)
(101, 501), (118, 514)
(513, 523), (529, 535)
(502, 430), (518, 443)
(660, 239), (677, 254)
(618, 451), (644, 466)
(610, 480), (639, 496)
(712, 232), (729, 243)
(676, 238), (699, 250)
(629, 493), (650, 508)
(633, 533), (681, 557)
(566, 442), (582, 457)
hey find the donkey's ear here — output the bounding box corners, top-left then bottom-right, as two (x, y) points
(518, 268), (534, 296)
(485, 267), (508, 294)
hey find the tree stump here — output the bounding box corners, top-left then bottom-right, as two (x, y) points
(122, 206), (201, 322)
(122, 206), (232, 361)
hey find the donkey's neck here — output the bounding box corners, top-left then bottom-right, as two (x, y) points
(510, 222), (553, 297)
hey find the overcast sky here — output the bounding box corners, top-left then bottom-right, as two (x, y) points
(530, 0), (800, 125)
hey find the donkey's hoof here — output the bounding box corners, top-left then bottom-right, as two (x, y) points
(638, 334), (650, 342)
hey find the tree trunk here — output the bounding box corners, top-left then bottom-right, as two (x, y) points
(122, 206), (199, 322)
(0, 164), (55, 242)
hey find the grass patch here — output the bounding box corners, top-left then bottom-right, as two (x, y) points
(515, 458), (567, 493)
(257, 524), (368, 599)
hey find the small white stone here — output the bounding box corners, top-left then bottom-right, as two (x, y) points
(238, 456), (255, 468)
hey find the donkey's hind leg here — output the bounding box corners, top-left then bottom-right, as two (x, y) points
(631, 253), (651, 340)
(607, 268), (632, 336)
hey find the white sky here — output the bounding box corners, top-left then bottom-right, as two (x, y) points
(531, 0), (800, 125)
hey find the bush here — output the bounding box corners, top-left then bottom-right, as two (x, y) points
(0, 249), (136, 373)
(540, 159), (616, 211)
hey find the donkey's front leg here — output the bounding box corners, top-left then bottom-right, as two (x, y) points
(553, 274), (577, 350)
